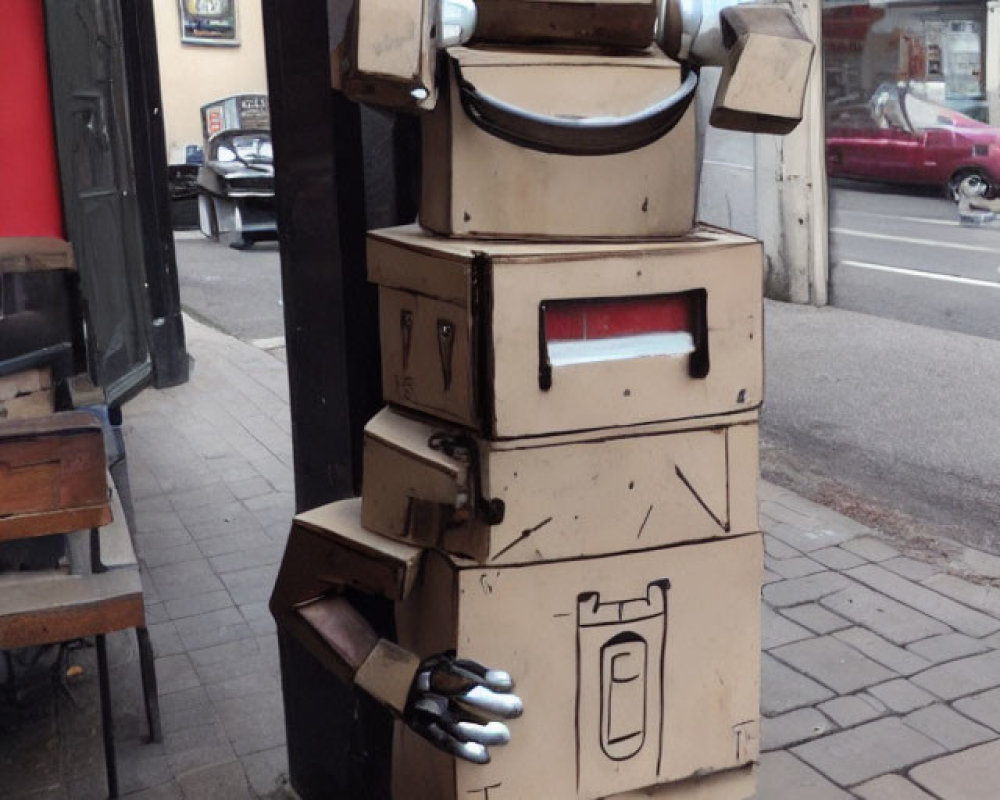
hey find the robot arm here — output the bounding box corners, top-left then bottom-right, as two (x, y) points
(270, 516), (522, 764)
(657, 0), (815, 134)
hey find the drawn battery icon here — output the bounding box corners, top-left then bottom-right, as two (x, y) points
(577, 578), (671, 800)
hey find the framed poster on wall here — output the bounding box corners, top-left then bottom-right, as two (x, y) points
(179, 0), (239, 46)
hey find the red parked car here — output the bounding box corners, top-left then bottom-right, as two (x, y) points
(826, 84), (1000, 199)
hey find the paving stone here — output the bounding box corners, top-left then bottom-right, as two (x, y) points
(134, 528), (195, 552)
(762, 603), (813, 650)
(763, 569), (782, 585)
(835, 627), (932, 675)
(207, 543), (285, 575)
(953, 687), (1000, 731)
(847, 564), (1000, 638)
(195, 529), (273, 558)
(910, 740), (1000, 800)
(761, 653), (834, 716)
(219, 563), (280, 605)
(820, 583), (950, 645)
(227, 476), (274, 501)
(903, 703), (996, 750)
(756, 752), (853, 799)
(173, 607), (255, 652)
(240, 745), (289, 798)
(239, 601), (276, 637)
(175, 759), (252, 800)
(145, 602), (169, 625)
(841, 536), (900, 562)
(148, 559), (226, 603)
(922, 573), (1000, 618)
(912, 650), (1000, 701)
(866, 679), (936, 713)
(204, 669), (281, 704)
(907, 632), (989, 664)
(771, 635), (896, 694)
(762, 707), (837, 751)
(169, 482), (235, 512)
(213, 690), (287, 757)
(164, 722), (236, 777)
(765, 535), (801, 560)
(792, 717), (945, 786)
(763, 572), (853, 609)
(163, 589), (233, 621)
(154, 654), (201, 696)
(135, 510), (186, 535)
(783, 604), (852, 635)
(146, 621), (185, 658)
(140, 543), (203, 569)
(818, 694), (887, 728)
(761, 499), (820, 528)
(854, 774), (937, 800)
(768, 556), (827, 580)
(882, 557), (943, 582)
(808, 546), (866, 571)
(767, 522), (856, 553)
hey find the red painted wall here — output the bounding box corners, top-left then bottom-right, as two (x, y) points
(0, 0), (64, 239)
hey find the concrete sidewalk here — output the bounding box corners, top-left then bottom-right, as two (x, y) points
(6, 315), (1000, 798)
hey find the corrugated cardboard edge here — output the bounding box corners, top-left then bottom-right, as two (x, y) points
(0, 238), (75, 273)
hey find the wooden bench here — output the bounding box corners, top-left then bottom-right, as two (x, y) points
(0, 413), (161, 798)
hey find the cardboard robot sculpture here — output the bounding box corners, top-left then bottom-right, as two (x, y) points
(272, 1), (814, 797)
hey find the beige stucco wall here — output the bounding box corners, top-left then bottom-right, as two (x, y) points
(153, 0), (269, 163)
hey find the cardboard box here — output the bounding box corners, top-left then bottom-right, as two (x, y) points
(391, 532), (762, 799)
(0, 367), (54, 420)
(334, 0), (437, 110)
(609, 766), (754, 799)
(710, 5), (815, 135)
(473, 0), (656, 48)
(0, 411), (111, 540)
(420, 47), (696, 239)
(369, 226), (763, 438)
(361, 405), (759, 562)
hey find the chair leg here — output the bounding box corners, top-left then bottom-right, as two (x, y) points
(95, 634), (119, 799)
(135, 627), (162, 743)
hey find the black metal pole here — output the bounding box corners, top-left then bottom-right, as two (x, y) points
(118, 0), (189, 389)
(261, 0), (419, 796)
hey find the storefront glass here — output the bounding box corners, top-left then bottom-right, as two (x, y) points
(822, 1), (1000, 340)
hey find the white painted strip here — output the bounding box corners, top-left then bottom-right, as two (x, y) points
(839, 260), (1000, 289)
(834, 209), (961, 227)
(173, 230), (205, 241)
(251, 336), (286, 350)
(548, 332), (695, 367)
(831, 227), (998, 253)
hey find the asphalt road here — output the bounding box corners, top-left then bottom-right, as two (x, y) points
(173, 232), (285, 344)
(761, 298), (1000, 555)
(829, 181), (1000, 341)
(763, 182), (1000, 555)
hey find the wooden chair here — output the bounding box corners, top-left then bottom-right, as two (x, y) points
(0, 412), (161, 798)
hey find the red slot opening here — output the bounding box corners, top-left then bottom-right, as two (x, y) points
(544, 295), (693, 342)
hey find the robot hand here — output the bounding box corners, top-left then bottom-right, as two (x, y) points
(404, 653), (523, 764)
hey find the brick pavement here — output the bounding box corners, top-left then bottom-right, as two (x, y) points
(759, 482), (1000, 798)
(6, 315), (1000, 798)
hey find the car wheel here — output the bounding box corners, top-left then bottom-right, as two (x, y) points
(947, 168), (992, 202)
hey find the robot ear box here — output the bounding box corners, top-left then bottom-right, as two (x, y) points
(367, 224), (763, 440)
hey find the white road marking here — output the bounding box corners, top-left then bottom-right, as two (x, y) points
(251, 336), (286, 350)
(839, 260), (1000, 289)
(834, 209), (961, 227)
(831, 227), (998, 253)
